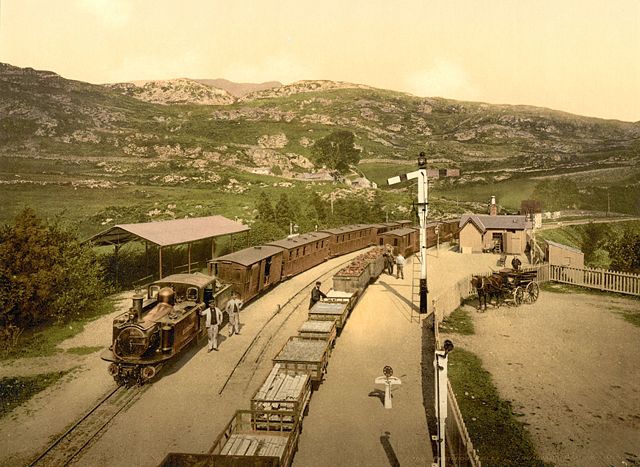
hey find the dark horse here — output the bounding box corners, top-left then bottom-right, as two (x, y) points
(471, 274), (504, 311)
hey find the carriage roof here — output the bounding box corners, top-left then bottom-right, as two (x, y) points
(152, 272), (215, 288)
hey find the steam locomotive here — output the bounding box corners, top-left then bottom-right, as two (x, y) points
(100, 273), (232, 385)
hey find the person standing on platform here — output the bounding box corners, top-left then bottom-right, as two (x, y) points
(200, 300), (223, 352)
(385, 245), (394, 275)
(395, 252), (406, 279)
(309, 281), (327, 310)
(226, 292), (243, 336)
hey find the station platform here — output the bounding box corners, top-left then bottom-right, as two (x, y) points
(294, 260), (433, 466)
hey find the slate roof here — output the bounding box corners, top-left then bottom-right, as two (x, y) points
(459, 214), (530, 233)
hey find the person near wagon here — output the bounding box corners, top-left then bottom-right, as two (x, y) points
(511, 256), (522, 271)
(200, 300), (223, 352)
(309, 281), (327, 310)
(384, 244), (394, 275)
(226, 292), (243, 336)
(395, 252), (406, 279)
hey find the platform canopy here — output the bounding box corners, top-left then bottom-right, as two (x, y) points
(87, 216), (249, 247)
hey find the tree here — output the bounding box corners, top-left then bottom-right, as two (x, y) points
(312, 130), (361, 173)
(256, 191), (275, 223)
(609, 231), (640, 273)
(274, 193), (294, 228)
(0, 208), (106, 330)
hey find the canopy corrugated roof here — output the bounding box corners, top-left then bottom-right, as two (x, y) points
(87, 216), (249, 247)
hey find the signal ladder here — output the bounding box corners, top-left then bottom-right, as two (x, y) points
(410, 255), (423, 323)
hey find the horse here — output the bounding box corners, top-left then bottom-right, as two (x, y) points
(471, 274), (504, 311)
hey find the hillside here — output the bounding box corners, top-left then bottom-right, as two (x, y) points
(1, 62), (639, 231)
(194, 78), (282, 98)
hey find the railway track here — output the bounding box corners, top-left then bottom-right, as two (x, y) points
(218, 254), (360, 395)
(29, 384), (145, 467)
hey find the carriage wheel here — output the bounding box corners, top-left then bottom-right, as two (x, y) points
(526, 281), (539, 303)
(513, 287), (524, 306)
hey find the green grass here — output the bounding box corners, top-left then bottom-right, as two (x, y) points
(448, 348), (549, 466)
(1, 298), (115, 361)
(434, 177), (539, 211)
(614, 310), (640, 328)
(66, 346), (104, 356)
(0, 370), (72, 418)
(439, 306), (475, 335)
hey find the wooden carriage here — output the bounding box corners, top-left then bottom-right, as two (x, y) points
(266, 232), (330, 278)
(380, 227), (419, 257)
(319, 224), (376, 257)
(209, 245), (284, 303)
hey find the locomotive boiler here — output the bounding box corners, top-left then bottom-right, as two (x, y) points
(101, 272), (232, 385)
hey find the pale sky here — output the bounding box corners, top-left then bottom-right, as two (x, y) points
(1, 0), (638, 121)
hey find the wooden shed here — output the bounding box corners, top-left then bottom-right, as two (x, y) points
(266, 232), (331, 278)
(380, 227), (419, 257)
(209, 245), (284, 302)
(545, 240), (584, 268)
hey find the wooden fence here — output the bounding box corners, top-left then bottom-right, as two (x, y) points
(549, 265), (640, 296)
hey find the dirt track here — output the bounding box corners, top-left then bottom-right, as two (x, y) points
(445, 291), (640, 466)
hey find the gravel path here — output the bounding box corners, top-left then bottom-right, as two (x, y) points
(444, 292), (640, 466)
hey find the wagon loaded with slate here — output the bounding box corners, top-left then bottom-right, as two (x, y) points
(251, 363), (312, 429)
(308, 290), (356, 330)
(272, 336), (331, 383)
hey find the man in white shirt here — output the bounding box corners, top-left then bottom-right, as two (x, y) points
(226, 292), (243, 336)
(395, 253), (406, 279)
(200, 300), (223, 352)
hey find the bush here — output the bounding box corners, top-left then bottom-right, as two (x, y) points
(0, 208), (107, 332)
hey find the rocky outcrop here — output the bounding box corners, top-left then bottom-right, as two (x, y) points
(106, 79), (235, 105)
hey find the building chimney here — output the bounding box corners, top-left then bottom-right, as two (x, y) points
(489, 195), (497, 216)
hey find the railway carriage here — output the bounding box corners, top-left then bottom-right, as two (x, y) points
(320, 224), (376, 257)
(379, 227), (419, 257)
(210, 245), (284, 302)
(101, 273), (232, 385)
(266, 232), (331, 278)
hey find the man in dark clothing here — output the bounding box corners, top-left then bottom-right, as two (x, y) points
(511, 256), (522, 271)
(309, 281), (327, 309)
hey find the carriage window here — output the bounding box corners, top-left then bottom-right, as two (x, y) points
(265, 257), (272, 276)
(149, 285), (160, 299)
(186, 287), (198, 301)
(394, 239), (398, 246)
(289, 251), (293, 260)
(303, 246), (307, 255)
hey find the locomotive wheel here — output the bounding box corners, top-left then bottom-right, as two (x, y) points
(526, 282), (540, 303)
(513, 287), (524, 306)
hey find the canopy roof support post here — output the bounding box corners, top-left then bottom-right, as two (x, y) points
(188, 243), (192, 273)
(159, 247), (163, 279)
(114, 244), (121, 289)
(145, 241), (149, 277)
(211, 238), (216, 261)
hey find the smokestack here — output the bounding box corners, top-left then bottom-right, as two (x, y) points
(489, 196), (497, 216)
(132, 294), (144, 321)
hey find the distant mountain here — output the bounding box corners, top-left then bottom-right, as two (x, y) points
(105, 78), (234, 105)
(194, 78), (281, 98)
(1, 62), (638, 194)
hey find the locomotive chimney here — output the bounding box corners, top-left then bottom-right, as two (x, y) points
(132, 294), (144, 321)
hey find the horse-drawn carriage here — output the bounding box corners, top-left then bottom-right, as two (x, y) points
(471, 269), (540, 311)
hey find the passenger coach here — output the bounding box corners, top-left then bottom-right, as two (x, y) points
(209, 245), (284, 302)
(319, 224), (376, 257)
(266, 232), (331, 278)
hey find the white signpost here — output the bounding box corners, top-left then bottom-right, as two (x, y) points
(374, 365), (401, 409)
